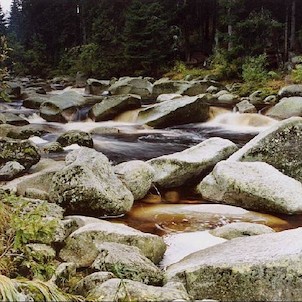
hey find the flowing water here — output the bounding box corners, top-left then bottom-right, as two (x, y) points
(3, 88), (302, 266)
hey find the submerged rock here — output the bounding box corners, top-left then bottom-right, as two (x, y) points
(114, 160), (155, 200)
(228, 117), (302, 183)
(210, 222), (275, 240)
(147, 137), (238, 188)
(137, 94), (210, 128)
(167, 227), (302, 301)
(49, 148), (134, 215)
(87, 278), (190, 301)
(60, 218), (166, 266)
(197, 161), (302, 214)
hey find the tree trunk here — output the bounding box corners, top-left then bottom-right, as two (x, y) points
(290, 0), (296, 51)
(284, 4), (289, 63)
(227, 7), (233, 51)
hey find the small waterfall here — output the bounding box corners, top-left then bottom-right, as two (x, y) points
(114, 108), (142, 123)
(206, 112), (277, 130)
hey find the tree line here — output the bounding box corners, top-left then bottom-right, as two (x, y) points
(0, 0), (301, 78)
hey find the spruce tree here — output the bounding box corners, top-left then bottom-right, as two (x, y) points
(8, 0), (22, 40)
(0, 5), (7, 36)
(123, 0), (172, 74)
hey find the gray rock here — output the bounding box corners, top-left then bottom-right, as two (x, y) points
(217, 93), (240, 105)
(75, 72), (87, 88)
(6, 124), (49, 140)
(50, 262), (77, 288)
(183, 80), (222, 96)
(249, 90), (263, 105)
(206, 85), (219, 93)
(109, 77), (153, 99)
(156, 94), (182, 103)
(147, 138), (238, 188)
(6, 82), (22, 99)
(197, 161), (302, 214)
(56, 130), (93, 148)
(263, 95), (278, 105)
(0, 138), (40, 170)
(87, 278), (190, 301)
(210, 222), (275, 240)
(137, 95), (210, 128)
(235, 100), (257, 113)
(59, 219), (166, 266)
(74, 272), (115, 297)
(89, 94), (141, 122)
(114, 160), (155, 200)
(92, 242), (165, 285)
(228, 117), (302, 182)
(265, 97), (302, 119)
(23, 95), (49, 109)
(40, 91), (97, 122)
(41, 142), (64, 154)
(49, 148), (134, 215)
(278, 84), (302, 97)
(167, 227), (302, 301)
(85, 78), (110, 95)
(0, 112), (29, 126)
(25, 243), (56, 261)
(0, 161), (25, 181)
(152, 78), (191, 97)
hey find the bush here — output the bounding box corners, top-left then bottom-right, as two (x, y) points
(292, 65), (302, 83)
(242, 54), (269, 84)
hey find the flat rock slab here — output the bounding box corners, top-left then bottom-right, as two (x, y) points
(228, 117), (302, 183)
(197, 161), (302, 214)
(167, 227), (302, 301)
(147, 137), (238, 188)
(59, 219), (166, 266)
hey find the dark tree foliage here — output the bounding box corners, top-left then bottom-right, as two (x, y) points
(123, 0), (172, 74)
(4, 0), (302, 77)
(0, 5), (7, 36)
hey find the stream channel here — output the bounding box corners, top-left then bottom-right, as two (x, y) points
(3, 88), (302, 266)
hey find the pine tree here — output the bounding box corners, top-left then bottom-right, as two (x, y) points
(123, 0), (173, 74)
(8, 0), (22, 40)
(0, 5), (7, 36)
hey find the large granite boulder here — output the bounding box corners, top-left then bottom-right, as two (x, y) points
(228, 117), (302, 182)
(114, 160), (155, 200)
(89, 94), (141, 121)
(210, 222), (274, 240)
(147, 138), (238, 188)
(40, 91), (98, 122)
(108, 77), (153, 99)
(59, 218), (166, 266)
(56, 130), (93, 148)
(167, 227), (302, 301)
(137, 94), (211, 128)
(265, 97), (302, 119)
(197, 161), (302, 214)
(87, 279), (190, 301)
(0, 138), (40, 170)
(49, 148), (134, 215)
(92, 242), (165, 285)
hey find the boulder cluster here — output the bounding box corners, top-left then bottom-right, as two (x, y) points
(1, 75), (302, 301)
